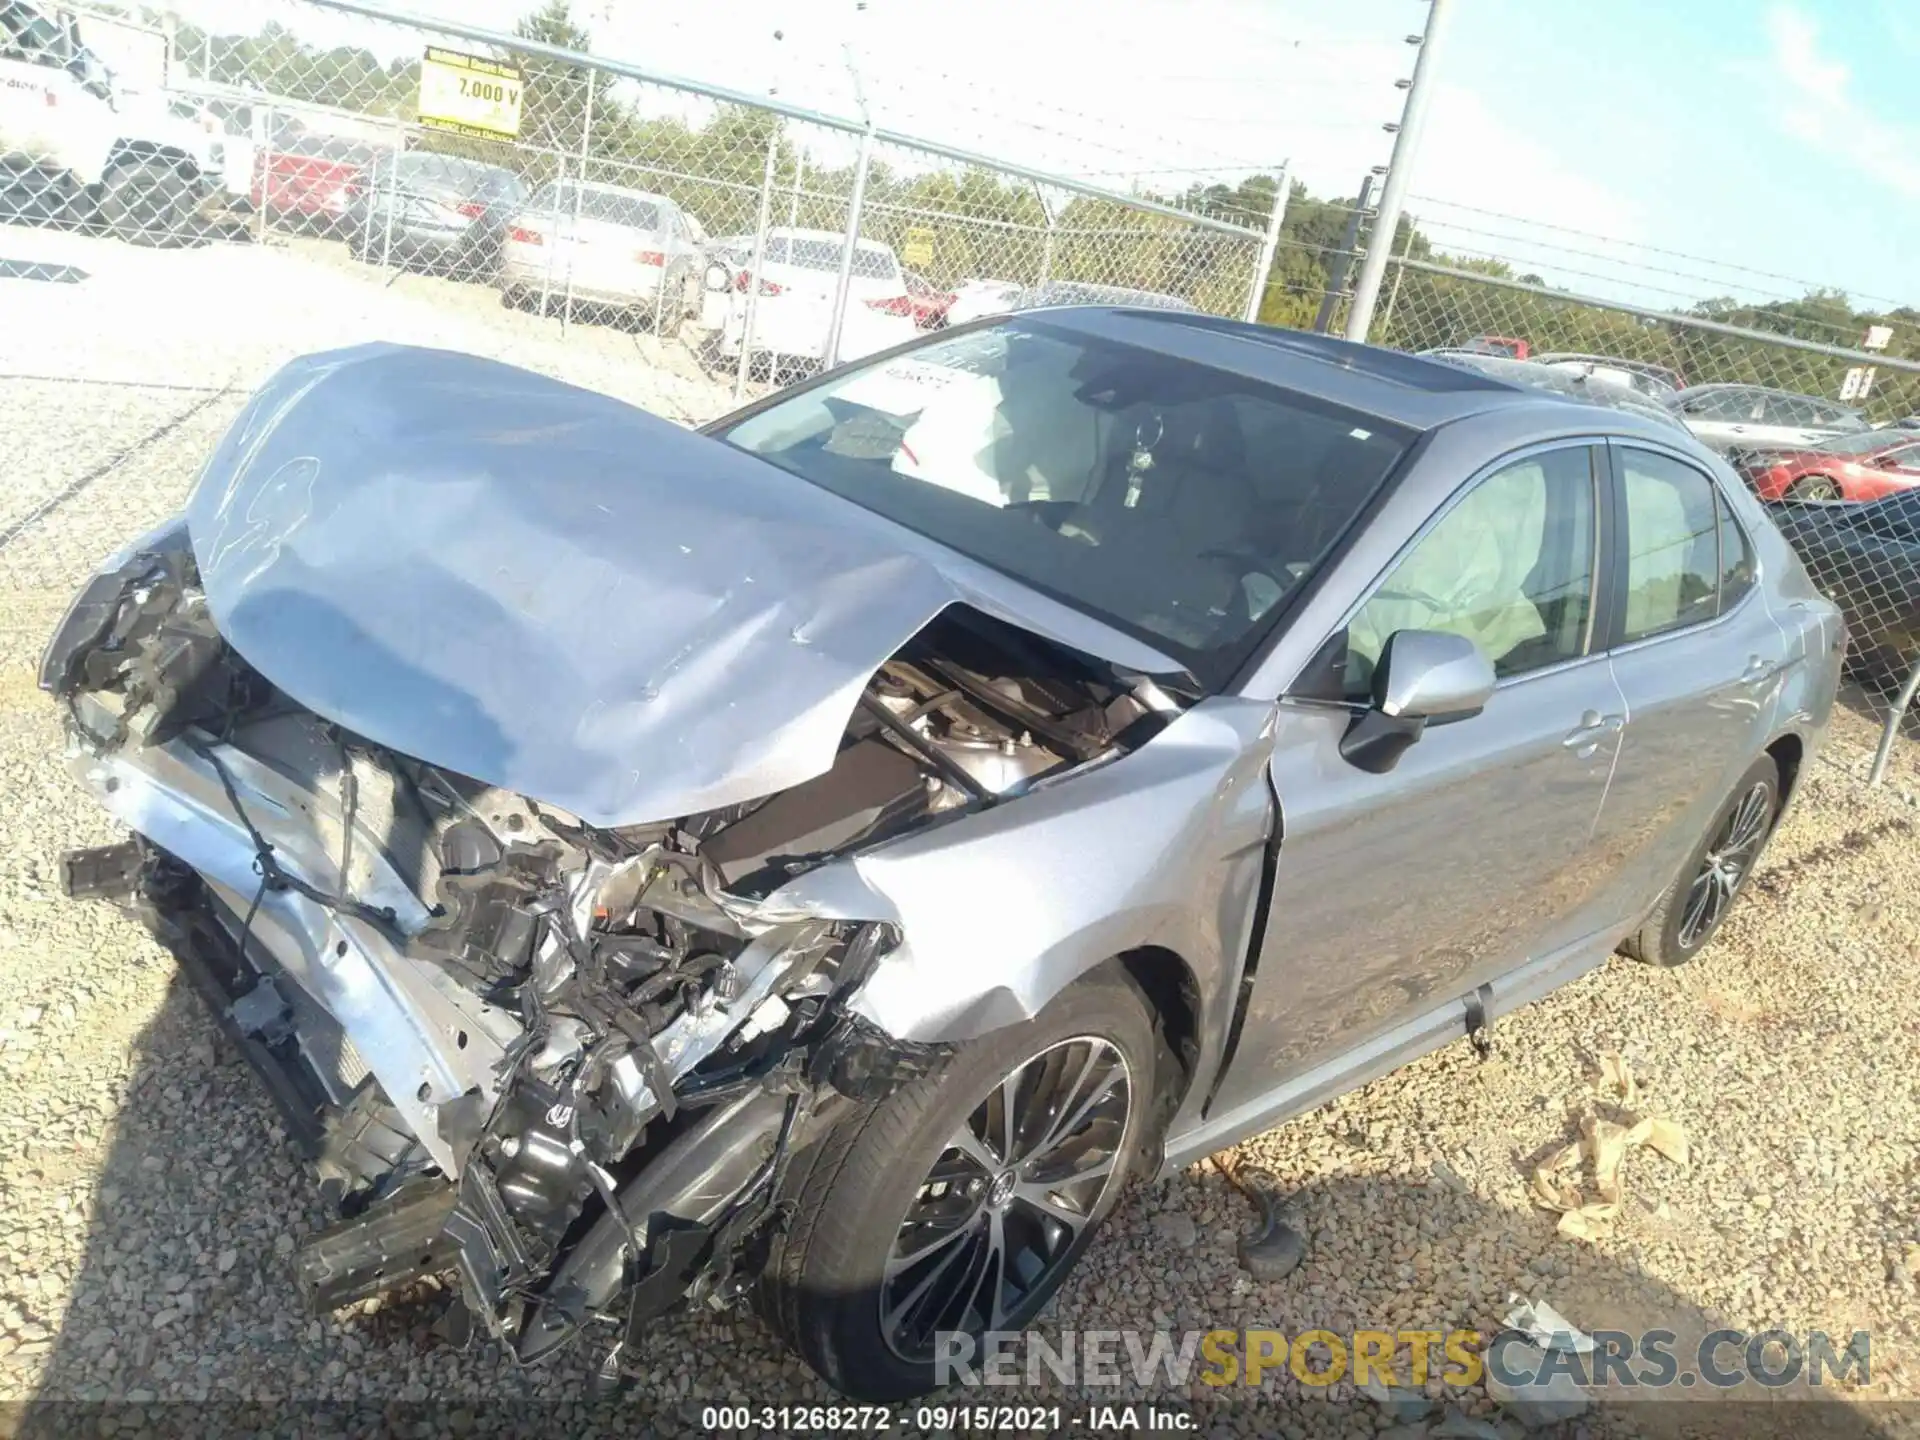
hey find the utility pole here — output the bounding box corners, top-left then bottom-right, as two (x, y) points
(1313, 171), (1377, 334)
(1242, 161), (1290, 324)
(1343, 0), (1452, 344)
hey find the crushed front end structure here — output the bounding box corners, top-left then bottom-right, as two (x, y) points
(43, 343), (1197, 1368)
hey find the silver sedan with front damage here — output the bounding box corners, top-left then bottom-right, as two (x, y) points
(43, 312), (1841, 1400)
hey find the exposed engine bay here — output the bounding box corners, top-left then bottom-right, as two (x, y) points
(45, 524), (1176, 1367)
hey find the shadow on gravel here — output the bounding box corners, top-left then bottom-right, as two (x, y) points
(13, 959), (1905, 1439)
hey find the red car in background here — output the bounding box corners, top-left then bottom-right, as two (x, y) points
(903, 269), (955, 329)
(253, 135), (379, 228)
(1738, 429), (1920, 503)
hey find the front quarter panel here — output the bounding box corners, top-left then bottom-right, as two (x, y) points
(767, 696), (1278, 1062)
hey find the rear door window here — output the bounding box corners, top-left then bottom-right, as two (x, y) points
(1615, 447), (1731, 641)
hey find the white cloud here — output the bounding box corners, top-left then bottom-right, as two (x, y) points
(1765, 4), (1920, 198)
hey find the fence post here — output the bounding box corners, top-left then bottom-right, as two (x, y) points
(823, 124), (875, 371)
(1313, 173), (1374, 335)
(255, 105), (273, 245)
(733, 125), (782, 401)
(1243, 160), (1289, 325)
(379, 119), (402, 271)
(787, 153), (805, 230)
(539, 155), (564, 316)
(1376, 217), (1417, 338)
(1344, 0), (1452, 343)
(1869, 656), (1920, 786)
(563, 68), (596, 338)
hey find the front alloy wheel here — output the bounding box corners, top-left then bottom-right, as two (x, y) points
(880, 1036), (1131, 1360)
(759, 970), (1158, 1401)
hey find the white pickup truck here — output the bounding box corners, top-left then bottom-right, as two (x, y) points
(2, 0), (228, 241)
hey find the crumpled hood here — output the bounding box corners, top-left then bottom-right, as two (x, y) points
(186, 344), (1185, 827)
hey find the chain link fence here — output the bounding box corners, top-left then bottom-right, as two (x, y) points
(5, 0), (1915, 777)
(1373, 255), (1920, 782)
(1, 0), (1267, 396)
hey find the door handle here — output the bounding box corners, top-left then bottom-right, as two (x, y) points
(1562, 711), (1624, 756)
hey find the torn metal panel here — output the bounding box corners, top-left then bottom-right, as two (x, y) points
(769, 695), (1280, 1044)
(184, 343), (1189, 828)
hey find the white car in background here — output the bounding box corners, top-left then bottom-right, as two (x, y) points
(718, 227), (919, 370)
(498, 179), (704, 335)
(943, 278), (1025, 326)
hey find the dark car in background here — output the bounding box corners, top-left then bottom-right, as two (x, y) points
(252, 135), (377, 230)
(1774, 488), (1920, 685)
(343, 152), (529, 279)
(1735, 429), (1920, 504)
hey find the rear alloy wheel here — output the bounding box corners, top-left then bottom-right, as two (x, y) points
(1788, 474), (1840, 502)
(1624, 753), (1780, 966)
(759, 970), (1157, 1401)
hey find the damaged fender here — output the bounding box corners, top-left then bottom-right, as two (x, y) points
(769, 697), (1280, 1079)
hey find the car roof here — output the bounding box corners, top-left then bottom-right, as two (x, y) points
(1012, 307), (1633, 432)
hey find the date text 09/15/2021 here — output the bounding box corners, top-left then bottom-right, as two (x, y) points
(698, 1405), (1194, 1431)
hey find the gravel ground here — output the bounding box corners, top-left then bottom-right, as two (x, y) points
(2, 220), (1918, 1437)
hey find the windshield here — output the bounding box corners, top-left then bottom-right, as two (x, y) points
(530, 186), (661, 230)
(713, 318), (1414, 686)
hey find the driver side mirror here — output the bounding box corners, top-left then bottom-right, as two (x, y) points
(1339, 629), (1496, 774)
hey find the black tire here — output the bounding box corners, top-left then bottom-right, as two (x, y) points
(1623, 753), (1781, 967)
(1788, 474), (1840, 502)
(759, 969), (1160, 1401)
(100, 160), (194, 246)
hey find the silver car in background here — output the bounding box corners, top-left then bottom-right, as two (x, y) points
(42, 313), (1839, 1401)
(498, 179), (704, 334)
(1667, 382), (1870, 453)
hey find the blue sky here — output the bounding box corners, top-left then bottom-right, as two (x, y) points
(1427, 0), (1919, 311)
(176, 0), (1919, 310)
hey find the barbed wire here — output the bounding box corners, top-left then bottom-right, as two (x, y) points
(1407, 193), (1914, 313)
